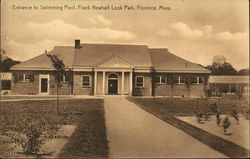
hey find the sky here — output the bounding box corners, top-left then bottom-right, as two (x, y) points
(1, 0), (249, 70)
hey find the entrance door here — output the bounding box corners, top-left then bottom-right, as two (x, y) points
(108, 80), (118, 94)
(41, 78), (48, 93)
(39, 74), (49, 94)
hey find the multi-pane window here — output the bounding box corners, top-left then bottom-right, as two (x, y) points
(173, 76), (179, 84)
(179, 76), (186, 84)
(82, 75), (90, 87)
(19, 74), (24, 82)
(136, 76), (144, 87)
(156, 76), (161, 84)
(18, 74), (33, 82)
(156, 76), (166, 84)
(191, 77), (198, 84)
(198, 77), (204, 84)
(191, 77), (204, 84)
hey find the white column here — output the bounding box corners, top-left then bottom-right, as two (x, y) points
(102, 71), (105, 95)
(121, 71), (124, 95)
(94, 71), (97, 95)
(129, 71), (133, 95)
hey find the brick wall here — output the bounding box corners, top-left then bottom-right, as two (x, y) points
(11, 71), (39, 95)
(73, 72), (93, 95)
(133, 73), (152, 96)
(154, 73), (208, 97)
(155, 84), (205, 97)
(11, 70), (72, 95)
(49, 74), (72, 95)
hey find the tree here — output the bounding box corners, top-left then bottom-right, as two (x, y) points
(222, 116), (231, 135)
(0, 49), (20, 72)
(237, 68), (249, 75)
(0, 108), (69, 156)
(151, 67), (157, 103)
(46, 54), (66, 114)
(206, 55), (237, 75)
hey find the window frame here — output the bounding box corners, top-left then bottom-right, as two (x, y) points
(179, 76), (186, 84)
(191, 76), (204, 84)
(135, 76), (144, 88)
(82, 75), (91, 87)
(18, 74), (33, 83)
(198, 77), (204, 84)
(173, 76), (179, 84)
(156, 76), (166, 84)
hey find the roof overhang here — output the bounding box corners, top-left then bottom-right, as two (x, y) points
(11, 67), (54, 71)
(155, 70), (211, 74)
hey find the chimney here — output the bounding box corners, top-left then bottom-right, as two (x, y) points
(75, 39), (81, 49)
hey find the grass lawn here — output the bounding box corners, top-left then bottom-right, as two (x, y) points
(127, 95), (249, 158)
(0, 99), (109, 158)
(128, 95), (249, 116)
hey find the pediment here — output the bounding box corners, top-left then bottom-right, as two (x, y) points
(96, 56), (133, 68)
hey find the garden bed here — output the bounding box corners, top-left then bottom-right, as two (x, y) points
(176, 115), (249, 150)
(0, 99), (109, 158)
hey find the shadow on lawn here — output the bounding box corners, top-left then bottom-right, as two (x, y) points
(58, 104), (109, 158)
(127, 97), (249, 158)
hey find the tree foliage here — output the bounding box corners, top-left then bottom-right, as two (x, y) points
(0, 49), (20, 72)
(46, 54), (66, 83)
(206, 55), (237, 75)
(0, 109), (68, 156)
(237, 68), (249, 75)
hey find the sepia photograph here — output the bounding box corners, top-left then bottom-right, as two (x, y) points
(0, 0), (249, 158)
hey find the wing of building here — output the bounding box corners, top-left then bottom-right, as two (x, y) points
(209, 76), (249, 95)
(11, 40), (210, 97)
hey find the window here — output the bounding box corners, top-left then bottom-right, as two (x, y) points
(173, 76), (179, 84)
(156, 76), (166, 84)
(179, 76), (186, 84)
(161, 76), (166, 83)
(198, 77), (204, 84)
(82, 75), (90, 87)
(25, 75), (32, 82)
(191, 77), (204, 84)
(191, 77), (198, 84)
(109, 73), (118, 79)
(19, 74), (24, 82)
(136, 76), (144, 87)
(156, 76), (161, 83)
(18, 74), (33, 82)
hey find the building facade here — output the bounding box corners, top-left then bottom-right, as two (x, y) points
(11, 40), (210, 97)
(209, 76), (249, 96)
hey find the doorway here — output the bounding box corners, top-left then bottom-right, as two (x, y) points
(108, 79), (118, 94)
(108, 73), (119, 94)
(39, 74), (49, 94)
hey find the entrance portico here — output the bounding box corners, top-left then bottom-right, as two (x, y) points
(93, 55), (134, 96)
(94, 70), (133, 95)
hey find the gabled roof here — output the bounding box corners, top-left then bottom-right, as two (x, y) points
(11, 43), (210, 74)
(95, 55), (134, 68)
(209, 76), (249, 84)
(149, 49), (210, 73)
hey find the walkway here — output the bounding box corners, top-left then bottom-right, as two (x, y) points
(104, 96), (226, 158)
(0, 95), (103, 102)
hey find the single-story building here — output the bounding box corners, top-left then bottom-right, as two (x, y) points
(10, 40), (210, 97)
(209, 76), (249, 95)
